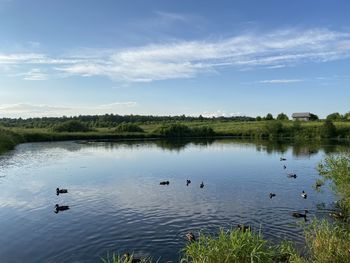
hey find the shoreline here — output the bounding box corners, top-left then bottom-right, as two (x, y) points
(1, 131), (350, 156)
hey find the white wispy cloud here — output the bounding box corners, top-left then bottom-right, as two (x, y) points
(259, 79), (303, 84)
(192, 110), (242, 118)
(97, 101), (138, 108)
(0, 103), (71, 114)
(1, 28), (350, 82)
(0, 102), (138, 118)
(155, 11), (189, 22)
(22, 68), (47, 80)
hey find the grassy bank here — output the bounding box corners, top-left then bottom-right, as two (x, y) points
(1, 120), (350, 155)
(102, 229), (297, 263)
(0, 127), (24, 154)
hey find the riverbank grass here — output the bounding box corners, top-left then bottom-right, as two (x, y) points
(183, 229), (298, 263)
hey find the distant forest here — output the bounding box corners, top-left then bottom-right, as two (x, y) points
(0, 114), (256, 128)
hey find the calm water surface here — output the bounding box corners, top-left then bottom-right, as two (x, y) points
(0, 139), (346, 262)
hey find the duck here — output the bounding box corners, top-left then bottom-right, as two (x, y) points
(56, 188), (68, 195)
(283, 165), (287, 169)
(280, 157), (287, 161)
(54, 204), (70, 213)
(292, 210), (308, 218)
(186, 232), (196, 242)
(122, 252), (142, 263)
(315, 182), (323, 188)
(200, 182), (204, 188)
(301, 190), (307, 199)
(237, 224), (251, 232)
(159, 181), (170, 185)
(269, 193), (276, 199)
(186, 179), (191, 186)
(329, 211), (345, 220)
(287, 173), (297, 178)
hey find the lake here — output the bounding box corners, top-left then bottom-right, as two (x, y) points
(0, 139), (346, 262)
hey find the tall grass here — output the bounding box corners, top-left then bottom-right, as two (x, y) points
(318, 153), (350, 220)
(296, 152), (350, 263)
(182, 229), (296, 263)
(302, 220), (350, 263)
(101, 253), (159, 263)
(0, 127), (24, 153)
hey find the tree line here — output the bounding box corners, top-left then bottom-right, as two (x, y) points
(0, 114), (255, 128)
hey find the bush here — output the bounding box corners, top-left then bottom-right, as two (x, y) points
(322, 120), (337, 138)
(0, 128), (24, 153)
(154, 124), (215, 137)
(115, 123), (144, 133)
(52, 120), (91, 133)
(265, 121), (284, 137)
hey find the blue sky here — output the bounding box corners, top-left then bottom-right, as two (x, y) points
(0, 0), (350, 118)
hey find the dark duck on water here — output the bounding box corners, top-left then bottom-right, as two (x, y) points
(292, 210), (308, 218)
(54, 204), (70, 214)
(56, 188), (68, 195)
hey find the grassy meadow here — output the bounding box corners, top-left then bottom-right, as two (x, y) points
(1, 119), (350, 155)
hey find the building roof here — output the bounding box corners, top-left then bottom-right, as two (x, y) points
(292, 112), (311, 118)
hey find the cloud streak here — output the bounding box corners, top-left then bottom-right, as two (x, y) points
(0, 102), (138, 118)
(1, 28), (350, 82)
(259, 79), (303, 84)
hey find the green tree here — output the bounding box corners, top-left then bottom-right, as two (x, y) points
(276, 113), (289, 120)
(309, 113), (319, 121)
(326, 112), (342, 121)
(256, 116), (262, 121)
(344, 112), (350, 121)
(265, 113), (274, 120)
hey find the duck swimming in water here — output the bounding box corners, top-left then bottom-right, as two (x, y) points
(54, 204), (70, 214)
(56, 188), (68, 195)
(159, 181), (169, 185)
(269, 193), (276, 199)
(292, 210), (308, 218)
(280, 157), (287, 161)
(237, 224), (251, 232)
(186, 232), (196, 242)
(122, 252), (142, 263)
(200, 182), (204, 188)
(287, 173), (297, 178)
(283, 165), (287, 169)
(301, 190), (307, 199)
(186, 179), (191, 186)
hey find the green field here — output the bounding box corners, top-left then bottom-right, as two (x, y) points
(1, 120), (350, 154)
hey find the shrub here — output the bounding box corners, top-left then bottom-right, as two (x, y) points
(321, 120), (337, 138)
(115, 123), (144, 133)
(154, 124), (215, 137)
(0, 127), (23, 153)
(52, 120), (91, 133)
